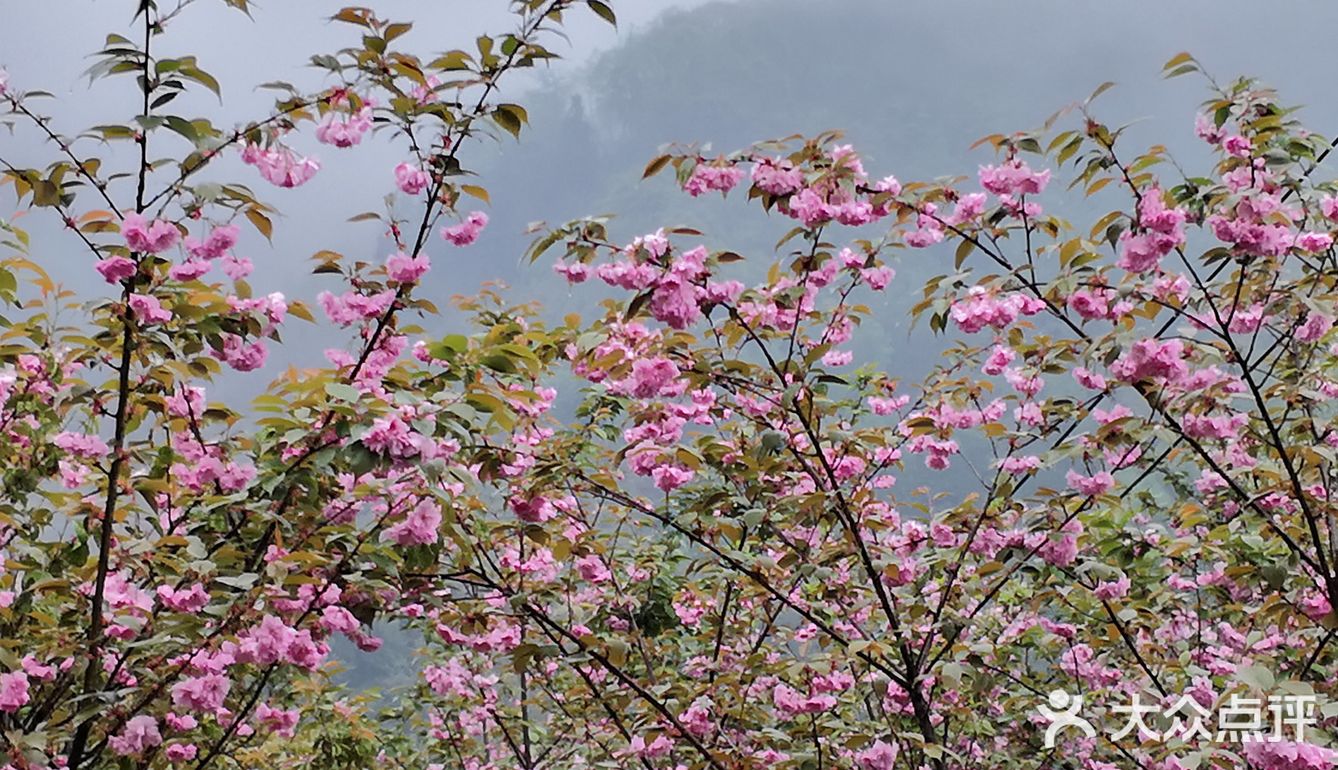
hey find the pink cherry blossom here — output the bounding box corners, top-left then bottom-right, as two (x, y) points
(440, 211), (489, 246)
(54, 431), (110, 458)
(978, 158), (1051, 197)
(386, 251), (431, 283)
(1109, 338), (1187, 383)
(0, 671), (29, 713)
(214, 334), (268, 372)
(857, 739), (898, 770)
(684, 162), (744, 197)
(1295, 231), (1334, 253)
(1222, 134), (1253, 158)
(860, 265), (894, 290)
(1073, 367), (1107, 390)
(95, 256), (137, 283)
(1242, 740), (1338, 770)
(255, 703), (301, 738)
(623, 357), (681, 399)
(821, 349), (853, 367)
(786, 188), (833, 228)
(121, 212), (180, 253)
(128, 293), (172, 324)
(575, 554), (611, 584)
(1092, 575), (1130, 600)
(171, 673), (230, 713)
(382, 498), (442, 546)
(651, 464), (694, 491)
(169, 259), (211, 281)
(553, 260), (590, 283)
(394, 162), (431, 194)
(751, 157), (804, 195)
(1298, 312), (1333, 342)
(318, 289), (396, 326)
(1066, 469), (1115, 496)
(186, 224), (239, 260)
(219, 254), (253, 280)
(1320, 195), (1338, 221)
(157, 583), (209, 613)
(241, 143), (320, 188)
(999, 455), (1042, 474)
(108, 715), (162, 757)
(315, 104), (373, 148)
(1195, 113), (1225, 144)
(165, 743), (198, 763)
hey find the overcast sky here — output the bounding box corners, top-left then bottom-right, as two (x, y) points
(0, 5), (712, 316)
(0, 1), (713, 86)
(0, 1), (716, 189)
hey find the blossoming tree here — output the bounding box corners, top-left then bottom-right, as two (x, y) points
(1, 3), (1337, 769)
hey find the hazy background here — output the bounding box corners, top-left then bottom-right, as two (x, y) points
(5, 0), (1338, 689)
(7, 1), (1338, 369)
(6, 2), (1338, 375)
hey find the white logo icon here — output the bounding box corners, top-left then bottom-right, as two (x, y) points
(1038, 689), (1095, 748)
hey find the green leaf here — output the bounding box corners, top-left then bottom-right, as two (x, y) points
(215, 573), (259, 589)
(954, 238), (974, 269)
(31, 180), (60, 208)
(180, 65), (221, 101)
(332, 7), (374, 27)
(325, 383), (361, 402)
(163, 115), (198, 144)
(642, 154), (670, 179)
(1236, 664), (1274, 692)
(90, 124), (137, 140)
(427, 334), (467, 360)
(1086, 81), (1116, 105)
(587, 0), (616, 26)
(480, 351), (516, 373)
(428, 51), (472, 72)
(492, 103), (527, 139)
(759, 430), (786, 455)
(0, 267), (17, 301)
(1162, 51), (1194, 71)
(244, 207), (273, 241)
(439, 334), (468, 353)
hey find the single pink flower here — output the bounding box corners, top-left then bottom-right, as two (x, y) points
(0, 671), (29, 712)
(95, 256), (137, 284)
(386, 251), (431, 283)
(394, 162), (431, 195)
(128, 293), (172, 324)
(122, 212), (180, 253)
(440, 211), (489, 246)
